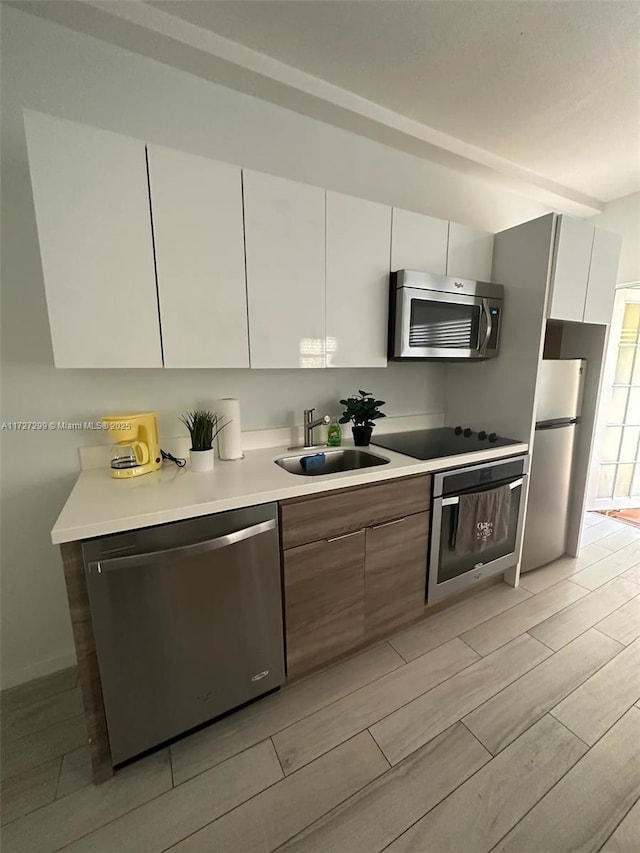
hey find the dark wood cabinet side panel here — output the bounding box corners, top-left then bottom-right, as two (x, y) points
(284, 532), (365, 679)
(364, 511), (429, 639)
(60, 541), (113, 783)
(280, 474), (431, 549)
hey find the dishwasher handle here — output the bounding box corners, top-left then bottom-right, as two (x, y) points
(90, 519), (276, 574)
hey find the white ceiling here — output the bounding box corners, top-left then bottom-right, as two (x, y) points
(149, 0), (640, 204)
(10, 0), (640, 211)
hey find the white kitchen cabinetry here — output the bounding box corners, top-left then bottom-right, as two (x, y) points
(391, 208), (448, 274)
(447, 222), (495, 282)
(549, 216), (594, 322)
(23, 111), (162, 368)
(583, 228), (622, 325)
(326, 192), (391, 368)
(243, 170), (326, 368)
(147, 146), (249, 368)
(549, 215), (621, 325)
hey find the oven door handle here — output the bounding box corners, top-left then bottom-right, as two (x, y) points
(441, 477), (524, 506)
(449, 503), (459, 549)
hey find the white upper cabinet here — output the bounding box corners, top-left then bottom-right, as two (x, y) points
(326, 192), (391, 368)
(583, 228), (622, 325)
(243, 170), (326, 368)
(549, 215), (621, 325)
(147, 146), (249, 368)
(549, 215), (594, 322)
(23, 111), (162, 368)
(391, 208), (448, 274)
(447, 222), (495, 282)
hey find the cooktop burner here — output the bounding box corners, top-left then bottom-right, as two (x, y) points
(371, 427), (521, 461)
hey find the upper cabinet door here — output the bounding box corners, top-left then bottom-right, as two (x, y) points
(326, 192), (391, 368)
(391, 208), (448, 274)
(548, 215), (594, 322)
(147, 146), (249, 368)
(23, 111), (162, 368)
(583, 228), (622, 325)
(243, 170), (326, 368)
(447, 222), (495, 281)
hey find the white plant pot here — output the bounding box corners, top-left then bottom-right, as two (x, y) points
(189, 449), (214, 473)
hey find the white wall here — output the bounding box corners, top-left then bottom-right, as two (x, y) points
(0, 7), (553, 688)
(590, 193), (640, 285)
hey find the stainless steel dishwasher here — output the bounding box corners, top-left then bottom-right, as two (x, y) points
(82, 503), (285, 765)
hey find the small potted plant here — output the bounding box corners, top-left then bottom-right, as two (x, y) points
(338, 390), (386, 447)
(179, 410), (226, 472)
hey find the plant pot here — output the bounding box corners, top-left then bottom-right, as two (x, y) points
(352, 426), (373, 447)
(189, 448), (214, 472)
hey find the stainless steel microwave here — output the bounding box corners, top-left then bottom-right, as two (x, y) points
(389, 270), (504, 360)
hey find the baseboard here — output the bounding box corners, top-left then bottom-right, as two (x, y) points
(1, 649), (77, 691)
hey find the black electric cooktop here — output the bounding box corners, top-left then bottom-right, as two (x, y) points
(371, 427), (521, 461)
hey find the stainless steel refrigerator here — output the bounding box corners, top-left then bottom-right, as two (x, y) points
(521, 359), (585, 573)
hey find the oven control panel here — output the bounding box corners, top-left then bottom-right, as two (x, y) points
(439, 455), (529, 498)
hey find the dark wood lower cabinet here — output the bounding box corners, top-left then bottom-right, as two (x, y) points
(283, 530), (365, 679)
(364, 511), (429, 639)
(281, 474), (433, 680)
(59, 541), (113, 783)
(283, 512), (431, 679)
(280, 475), (431, 550)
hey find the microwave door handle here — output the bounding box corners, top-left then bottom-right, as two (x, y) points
(479, 298), (493, 353)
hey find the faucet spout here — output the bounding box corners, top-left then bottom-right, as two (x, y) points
(303, 408), (331, 448)
(307, 415), (329, 430)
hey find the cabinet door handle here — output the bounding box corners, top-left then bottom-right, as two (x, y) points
(370, 517), (406, 530)
(327, 530), (363, 543)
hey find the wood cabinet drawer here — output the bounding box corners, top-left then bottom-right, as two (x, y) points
(364, 511), (429, 639)
(280, 474), (431, 549)
(283, 531), (365, 679)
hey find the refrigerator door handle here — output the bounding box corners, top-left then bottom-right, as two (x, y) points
(535, 418), (579, 430)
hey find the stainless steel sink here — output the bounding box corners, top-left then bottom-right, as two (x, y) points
(274, 448), (390, 476)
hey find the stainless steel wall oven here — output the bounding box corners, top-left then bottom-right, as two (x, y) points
(428, 455), (529, 602)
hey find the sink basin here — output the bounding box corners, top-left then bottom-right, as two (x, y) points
(275, 448), (390, 476)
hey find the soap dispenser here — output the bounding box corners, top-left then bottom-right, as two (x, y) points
(327, 417), (342, 447)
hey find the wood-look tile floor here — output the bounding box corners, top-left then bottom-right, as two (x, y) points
(2, 512), (640, 852)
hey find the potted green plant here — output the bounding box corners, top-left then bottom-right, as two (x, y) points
(179, 410), (226, 472)
(338, 390), (386, 446)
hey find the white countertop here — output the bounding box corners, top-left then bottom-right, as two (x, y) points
(51, 442), (528, 545)
(51, 439), (529, 544)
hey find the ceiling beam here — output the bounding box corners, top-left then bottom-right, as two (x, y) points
(10, 0), (605, 216)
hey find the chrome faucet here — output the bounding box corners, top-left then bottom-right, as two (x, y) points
(303, 408), (330, 448)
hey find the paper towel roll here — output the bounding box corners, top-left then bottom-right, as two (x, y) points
(217, 398), (243, 460)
